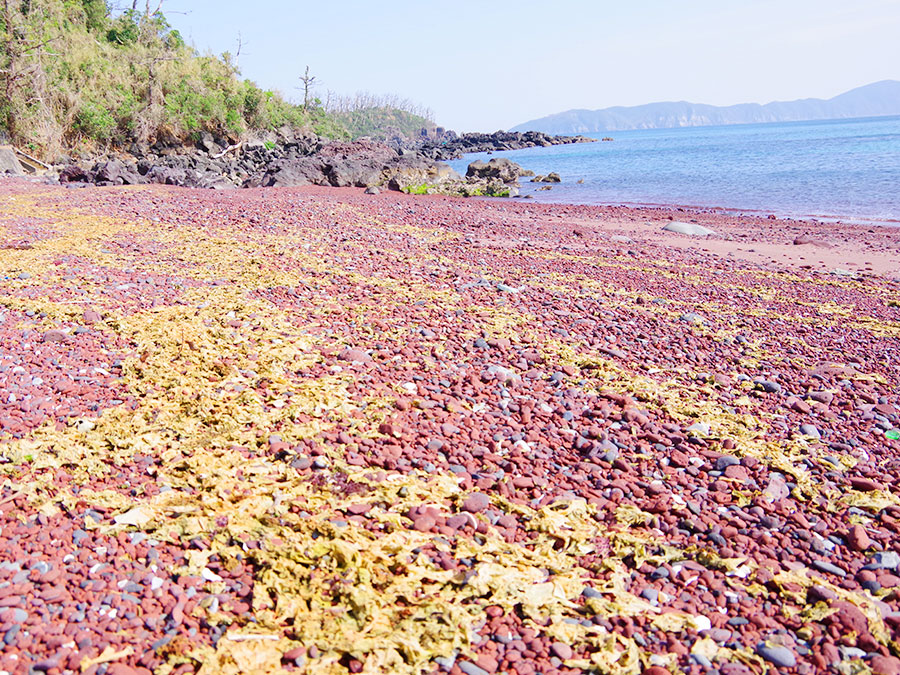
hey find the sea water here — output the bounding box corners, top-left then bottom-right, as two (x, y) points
(447, 115), (900, 223)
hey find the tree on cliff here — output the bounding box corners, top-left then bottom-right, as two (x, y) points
(299, 65), (317, 111)
(0, 0), (334, 155)
(0, 0), (435, 157)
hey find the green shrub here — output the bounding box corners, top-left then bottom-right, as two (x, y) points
(106, 10), (140, 46)
(74, 100), (116, 140)
(81, 0), (108, 32)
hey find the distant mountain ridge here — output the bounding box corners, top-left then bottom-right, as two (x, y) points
(510, 80), (900, 134)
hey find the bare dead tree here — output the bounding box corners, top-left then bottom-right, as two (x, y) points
(133, 0), (162, 15)
(298, 65), (317, 111)
(323, 89), (434, 122)
(235, 32), (245, 69)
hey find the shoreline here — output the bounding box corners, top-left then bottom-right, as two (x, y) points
(274, 183), (900, 279)
(509, 195), (900, 230)
(23, 174), (900, 278)
(448, 113), (900, 228)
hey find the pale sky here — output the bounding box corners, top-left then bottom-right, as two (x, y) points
(164, 0), (900, 132)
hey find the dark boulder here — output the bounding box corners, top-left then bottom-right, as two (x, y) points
(93, 159), (142, 185)
(466, 157), (525, 184)
(146, 165), (187, 186)
(0, 148), (24, 175)
(387, 156), (460, 192)
(58, 164), (93, 183)
(260, 157), (328, 188)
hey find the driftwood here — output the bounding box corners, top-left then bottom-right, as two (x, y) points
(211, 142), (242, 159)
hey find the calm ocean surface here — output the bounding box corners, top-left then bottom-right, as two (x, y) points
(447, 115), (900, 223)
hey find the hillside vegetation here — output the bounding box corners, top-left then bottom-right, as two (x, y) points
(0, 0), (434, 158)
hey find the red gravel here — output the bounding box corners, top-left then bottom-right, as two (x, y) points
(2, 178), (900, 675)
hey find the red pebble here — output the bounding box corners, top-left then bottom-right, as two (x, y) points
(871, 655), (900, 675)
(462, 492), (490, 513)
(847, 524), (871, 551)
(550, 642), (573, 660)
(43, 329), (69, 343)
(850, 477), (882, 492)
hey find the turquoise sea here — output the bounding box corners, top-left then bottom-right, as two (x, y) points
(447, 115), (900, 223)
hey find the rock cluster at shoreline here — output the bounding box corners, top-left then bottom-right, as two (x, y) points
(48, 127), (584, 196)
(416, 129), (596, 161)
(2, 180), (900, 675)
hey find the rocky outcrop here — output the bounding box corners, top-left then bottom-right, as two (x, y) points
(257, 140), (463, 191)
(531, 172), (561, 183)
(51, 126), (583, 197)
(466, 157), (529, 184)
(0, 147), (24, 176)
(417, 130), (595, 161)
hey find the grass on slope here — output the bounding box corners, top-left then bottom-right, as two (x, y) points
(0, 1), (431, 158)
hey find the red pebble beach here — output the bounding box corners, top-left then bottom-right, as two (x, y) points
(2, 178), (900, 675)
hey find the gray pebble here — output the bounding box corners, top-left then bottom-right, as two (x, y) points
(800, 424), (821, 439)
(813, 559), (846, 577)
(708, 532), (727, 547)
(11, 608), (27, 623)
(870, 551), (900, 570)
(73, 529), (89, 545)
(861, 579), (881, 593)
(32, 655), (62, 671)
(715, 455), (740, 471)
(690, 653), (713, 667)
(435, 652), (457, 671)
(754, 379), (782, 394)
(582, 587), (603, 599)
(30, 560), (51, 575)
(640, 588), (659, 605)
(3, 624), (20, 645)
(459, 661), (489, 675)
(839, 646), (866, 660)
(756, 643), (796, 668)
(151, 636), (172, 650)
